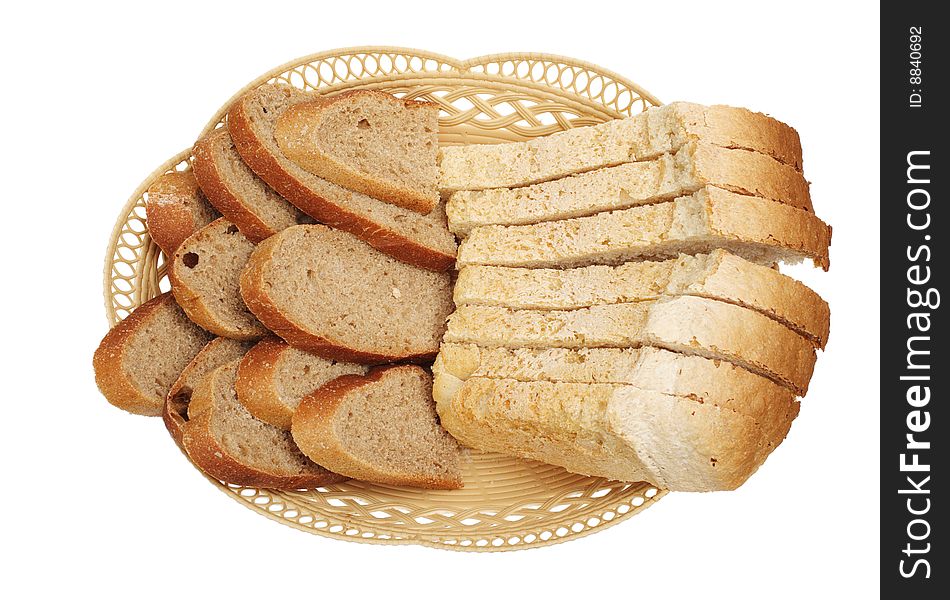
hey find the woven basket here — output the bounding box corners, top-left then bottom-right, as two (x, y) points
(103, 47), (666, 551)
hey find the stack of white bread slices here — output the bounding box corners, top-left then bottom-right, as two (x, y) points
(433, 102), (831, 492)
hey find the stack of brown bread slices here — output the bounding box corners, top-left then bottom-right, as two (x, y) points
(434, 103), (831, 491)
(94, 87), (463, 490)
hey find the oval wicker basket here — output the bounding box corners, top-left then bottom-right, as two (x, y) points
(103, 47), (666, 551)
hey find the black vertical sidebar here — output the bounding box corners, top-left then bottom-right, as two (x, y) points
(881, 1), (945, 595)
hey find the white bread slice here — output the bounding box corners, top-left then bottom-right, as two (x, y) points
(236, 337), (367, 430)
(182, 361), (345, 489)
(446, 142), (811, 235)
(434, 377), (797, 491)
(443, 296), (816, 394)
(292, 365), (463, 489)
(145, 171), (218, 256)
(193, 127), (305, 243)
(439, 101), (803, 191)
(228, 84), (456, 271)
(275, 90), (440, 214)
(454, 251), (829, 348)
(240, 224), (454, 363)
(456, 186), (831, 271)
(163, 337), (254, 448)
(93, 293), (213, 416)
(168, 218), (269, 340)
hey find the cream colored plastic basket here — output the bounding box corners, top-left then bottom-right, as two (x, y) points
(103, 47), (665, 551)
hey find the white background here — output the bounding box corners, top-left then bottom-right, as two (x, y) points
(2, 1), (879, 597)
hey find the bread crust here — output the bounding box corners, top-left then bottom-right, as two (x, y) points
(145, 171), (216, 256)
(227, 85), (455, 271)
(193, 128), (281, 243)
(235, 336), (295, 429)
(239, 228), (440, 364)
(292, 365), (463, 490)
(181, 363), (345, 489)
(275, 90), (439, 214)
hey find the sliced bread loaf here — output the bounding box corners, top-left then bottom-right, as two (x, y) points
(275, 90), (440, 214)
(163, 337), (254, 447)
(192, 127), (305, 242)
(446, 141), (811, 235)
(454, 250), (829, 348)
(292, 365), (462, 489)
(236, 337), (367, 430)
(182, 361), (345, 489)
(456, 186), (832, 270)
(94, 293), (213, 416)
(228, 84), (456, 271)
(439, 101), (803, 191)
(240, 224), (454, 363)
(145, 171), (218, 256)
(443, 296), (816, 394)
(169, 218), (269, 340)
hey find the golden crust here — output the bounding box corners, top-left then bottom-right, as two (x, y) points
(235, 336), (295, 429)
(145, 171), (214, 256)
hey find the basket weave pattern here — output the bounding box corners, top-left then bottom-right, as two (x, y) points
(103, 48), (665, 551)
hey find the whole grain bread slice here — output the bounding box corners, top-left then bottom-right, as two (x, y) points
(93, 292), (213, 416)
(292, 365), (462, 489)
(240, 224), (454, 363)
(275, 90), (440, 214)
(443, 295), (816, 394)
(454, 250), (829, 348)
(439, 101), (803, 191)
(228, 84), (456, 271)
(446, 141), (811, 235)
(236, 336), (367, 430)
(193, 127), (305, 242)
(169, 218), (269, 340)
(163, 337), (254, 448)
(145, 171), (219, 255)
(182, 361), (345, 489)
(456, 186), (831, 270)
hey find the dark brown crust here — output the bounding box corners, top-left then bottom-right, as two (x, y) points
(181, 364), (345, 489)
(193, 128), (277, 243)
(275, 91), (439, 214)
(239, 230), (438, 364)
(93, 293), (201, 416)
(235, 336), (294, 429)
(145, 172), (212, 256)
(292, 365), (463, 489)
(227, 86), (455, 272)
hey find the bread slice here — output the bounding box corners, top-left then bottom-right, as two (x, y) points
(169, 218), (269, 340)
(443, 296), (816, 394)
(182, 361), (344, 489)
(228, 84), (456, 271)
(163, 337), (254, 447)
(275, 90), (440, 214)
(454, 250), (829, 348)
(434, 376), (797, 491)
(439, 101), (803, 191)
(94, 292), (213, 416)
(292, 365), (462, 489)
(446, 141), (811, 235)
(456, 186), (831, 270)
(236, 337), (367, 430)
(193, 127), (305, 243)
(145, 171), (219, 255)
(240, 224), (454, 363)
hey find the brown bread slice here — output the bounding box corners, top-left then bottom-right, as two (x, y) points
(163, 337), (254, 448)
(192, 127), (305, 243)
(145, 171), (219, 255)
(169, 218), (269, 340)
(93, 293), (213, 416)
(228, 84), (456, 271)
(240, 224), (454, 363)
(292, 365), (462, 489)
(275, 90), (440, 214)
(182, 361), (344, 489)
(236, 337), (367, 430)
